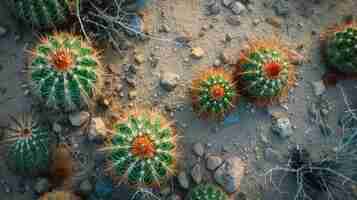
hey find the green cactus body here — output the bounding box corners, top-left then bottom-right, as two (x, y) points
(240, 48), (289, 97)
(12, 0), (71, 28)
(6, 116), (51, 175)
(109, 111), (176, 186)
(29, 33), (101, 111)
(187, 184), (228, 200)
(326, 26), (357, 73)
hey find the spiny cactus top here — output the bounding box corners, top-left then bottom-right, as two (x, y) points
(187, 184), (228, 200)
(29, 32), (102, 111)
(191, 68), (237, 118)
(39, 191), (80, 200)
(6, 114), (51, 175)
(325, 22), (357, 73)
(11, 0), (72, 28)
(108, 110), (176, 186)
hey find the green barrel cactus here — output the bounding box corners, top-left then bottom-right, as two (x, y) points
(191, 68), (237, 118)
(108, 110), (176, 186)
(29, 32), (102, 111)
(10, 0), (72, 28)
(239, 48), (290, 98)
(325, 24), (357, 73)
(187, 184), (228, 200)
(6, 114), (51, 175)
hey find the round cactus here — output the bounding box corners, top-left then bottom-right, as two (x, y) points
(5, 114), (51, 175)
(237, 38), (295, 102)
(107, 109), (176, 186)
(324, 22), (357, 73)
(187, 184), (228, 200)
(29, 32), (102, 111)
(39, 191), (80, 200)
(191, 68), (237, 118)
(10, 0), (72, 29)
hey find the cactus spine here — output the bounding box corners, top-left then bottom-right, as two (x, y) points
(108, 109), (176, 186)
(29, 32), (102, 111)
(187, 184), (228, 200)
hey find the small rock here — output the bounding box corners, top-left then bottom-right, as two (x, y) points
(271, 115), (293, 138)
(177, 171), (190, 189)
(191, 47), (205, 59)
(69, 111), (90, 127)
(273, 0), (289, 17)
(34, 178), (50, 194)
(214, 156), (245, 193)
(193, 142), (205, 157)
(88, 117), (107, 143)
(221, 48), (239, 64)
(0, 26), (7, 38)
(266, 17), (282, 28)
(206, 155), (223, 170)
(160, 24), (170, 33)
(231, 2), (246, 15)
(79, 180), (93, 195)
(191, 164), (202, 184)
(128, 90), (137, 100)
(222, 0), (235, 7)
(226, 15), (241, 26)
(208, 2), (221, 15)
(52, 122), (62, 133)
(264, 148), (282, 162)
(134, 54), (145, 64)
(311, 80), (326, 96)
(214, 59), (222, 67)
(160, 72), (180, 91)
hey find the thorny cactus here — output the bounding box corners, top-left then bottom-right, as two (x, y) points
(5, 114), (51, 175)
(187, 184), (228, 200)
(107, 109), (176, 186)
(324, 22), (357, 73)
(29, 32), (102, 111)
(237, 38), (295, 103)
(191, 68), (237, 118)
(10, 0), (72, 29)
(39, 191), (80, 200)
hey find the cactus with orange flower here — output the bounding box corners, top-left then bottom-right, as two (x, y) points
(29, 32), (102, 111)
(107, 109), (176, 186)
(191, 68), (237, 118)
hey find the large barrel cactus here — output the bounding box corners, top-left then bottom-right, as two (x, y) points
(10, 0), (72, 29)
(187, 184), (228, 200)
(39, 191), (80, 200)
(6, 114), (51, 176)
(107, 109), (176, 186)
(29, 32), (102, 111)
(191, 68), (237, 119)
(324, 22), (357, 73)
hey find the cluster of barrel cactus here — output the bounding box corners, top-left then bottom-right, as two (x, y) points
(5, 114), (51, 176)
(191, 68), (237, 118)
(324, 22), (357, 73)
(187, 184), (228, 200)
(108, 109), (176, 186)
(10, 0), (72, 28)
(29, 32), (102, 111)
(39, 190), (80, 200)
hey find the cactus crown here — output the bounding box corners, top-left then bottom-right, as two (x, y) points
(187, 184), (228, 200)
(240, 48), (289, 97)
(192, 68), (237, 118)
(326, 24), (357, 73)
(29, 32), (101, 111)
(6, 114), (51, 175)
(109, 110), (176, 186)
(12, 0), (72, 28)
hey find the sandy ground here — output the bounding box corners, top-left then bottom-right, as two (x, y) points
(1, 0), (357, 199)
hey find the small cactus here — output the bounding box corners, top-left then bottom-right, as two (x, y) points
(10, 0), (72, 29)
(191, 68), (237, 118)
(107, 109), (176, 186)
(5, 114), (51, 175)
(39, 191), (80, 200)
(187, 184), (228, 200)
(29, 32), (102, 111)
(324, 22), (357, 73)
(237, 38), (295, 104)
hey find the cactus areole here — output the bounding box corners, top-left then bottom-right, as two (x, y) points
(109, 110), (176, 186)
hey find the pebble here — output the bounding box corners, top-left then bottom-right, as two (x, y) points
(231, 2), (246, 15)
(221, 48), (239, 64)
(34, 178), (50, 194)
(226, 15), (241, 26)
(134, 54), (145, 64)
(191, 164), (203, 184)
(69, 111), (90, 127)
(206, 155), (223, 170)
(208, 2), (221, 15)
(273, 0), (290, 17)
(311, 80), (326, 96)
(88, 117), (107, 143)
(160, 72), (180, 91)
(213, 59), (222, 67)
(214, 156), (245, 193)
(193, 142), (205, 157)
(177, 171), (190, 189)
(160, 24), (170, 33)
(52, 122), (62, 133)
(128, 90), (137, 100)
(271, 114), (293, 138)
(222, 0), (234, 7)
(266, 16), (282, 28)
(191, 47), (205, 59)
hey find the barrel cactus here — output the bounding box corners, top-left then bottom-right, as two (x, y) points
(10, 0), (73, 29)
(237, 38), (295, 103)
(191, 68), (237, 119)
(324, 21), (357, 73)
(107, 109), (176, 187)
(29, 32), (102, 111)
(5, 114), (51, 176)
(187, 184), (228, 200)
(39, 191), (80, 200)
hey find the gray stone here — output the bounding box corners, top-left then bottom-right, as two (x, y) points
(214, 156), (245, 193)
(160, 72), (180, 91)
(191, 164), (203, 184)
(226, 15), (241, 26)
(88, 117), (107, 143)
(222, 0), (235, 7)
(213, 59), (222, 67)
(312, 80), (326, 96)
(79, 179), (93, 195)
(231, 2), (246, 15)
(273, 0), (289, 16)
(193, 142), (205, 157)
(206, 155), (223, 170)
(208, 2), (221, 15)
(34, 178), (50, 194)
(272, 116), (293, 138)
(69, 111), (90, 127)
(177, 171), (190, 189)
